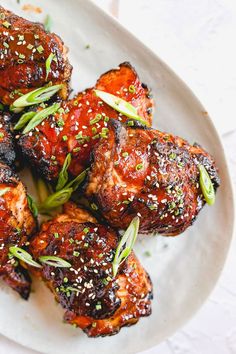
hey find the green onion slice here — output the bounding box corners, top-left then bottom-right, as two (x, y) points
(66, 168), (89, 191)
(56, 153), (71, 191)
(27, 194), (38, 217)
(38, 169), (88, 213)
(14, 111), (36, 130)
(38, 188), (73, 213)
(38, 256), (71, 268)
(9, 246), (42, 268)
(23, 102), (60, 134)
(44, 14), (52, 32)
(0, 187), (10, 197)
(66, 286), (80, 294)
(198, 164), (215, 205)
(10, 84), (63, 113)
(112, 216), (140, 277)
(45, 53), (56, 80)
(94, 89), (148, 126)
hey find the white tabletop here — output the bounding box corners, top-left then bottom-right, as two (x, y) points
(0, 1), (236, 353)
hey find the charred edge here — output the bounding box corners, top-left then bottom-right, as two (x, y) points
(0, 162), (19, 185)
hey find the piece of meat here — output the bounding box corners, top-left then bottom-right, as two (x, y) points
(29, 202), (152, 337)
(18, 62), (153, 181)
(0, 162), (36, 299)
(0, 6), (72, 105)
(0, 111), (15, 166)
(85, 120), (220, 236)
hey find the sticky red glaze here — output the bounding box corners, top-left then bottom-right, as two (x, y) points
(0, 162), (36, 299)
(18, 62), (153, 181)
(0, 6), (72, 104)
(85, 120), (220, 235)
(29, 203), (152, 337)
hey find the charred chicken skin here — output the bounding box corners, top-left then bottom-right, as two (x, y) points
(18, 62), (153, 181)
(0, 112), (15, 166)
(0, 162), (36, 299)
(85, 120), (220, 236)
(0, 6), (72, 105)
(29, 202), (152, 337)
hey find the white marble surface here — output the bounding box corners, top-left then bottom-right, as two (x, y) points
(0, 0), (236, 353)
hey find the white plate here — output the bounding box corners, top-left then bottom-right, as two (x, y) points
(0, 1), (234, 354)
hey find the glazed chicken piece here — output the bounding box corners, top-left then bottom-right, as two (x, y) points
(0, 111), (15, 166)
(18, 62), (153, 181)
(0, 162), (36, 299)
(29, 202), (152, 337)
(0, 6), (72, 105)
(85, 120), (220, 236)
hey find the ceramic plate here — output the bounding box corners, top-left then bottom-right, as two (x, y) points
(0, 1), (234, 353)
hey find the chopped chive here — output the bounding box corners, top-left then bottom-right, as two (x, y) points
(90, 114), (102, 125)
(122, 152), (129, 158)
(54, 232), (59, 238)
(136, 163), (143, 171)
(73, 251), (80, 257)
(3, 21), (11, 28)
(37, 45), (44, 54)
(27, 44), (34, 50)
(91, 203), (98, 211)
(128, 85), (136, 94)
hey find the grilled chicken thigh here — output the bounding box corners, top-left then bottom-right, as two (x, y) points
(0, 6), (72, 105)
(29, 202), (152, 337)
(18, 62), (153, 181)
(0, 111), (15, 166)
(0, 162), (36, 299)
(85, 120), (220, 236)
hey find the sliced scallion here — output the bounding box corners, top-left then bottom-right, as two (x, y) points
(38, 188), (73, 213)
(45, 53), (56, 80)
(23, 102), (60, 134)
(112, 216), (139, 277)
(38, 169), (88, 213)
(10, 84), (63, 113)
(198, 164), (215, 205)
(94, 89), (148, 126)
(14, 111), (36, 130)
(56, 153), (72, 191)
(38, 255), (71, 268)
(9, 246), (42, 268)
(27, 194), (38, 217)
(44, 14), (52, 32)
(65, 168), (89, 191)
